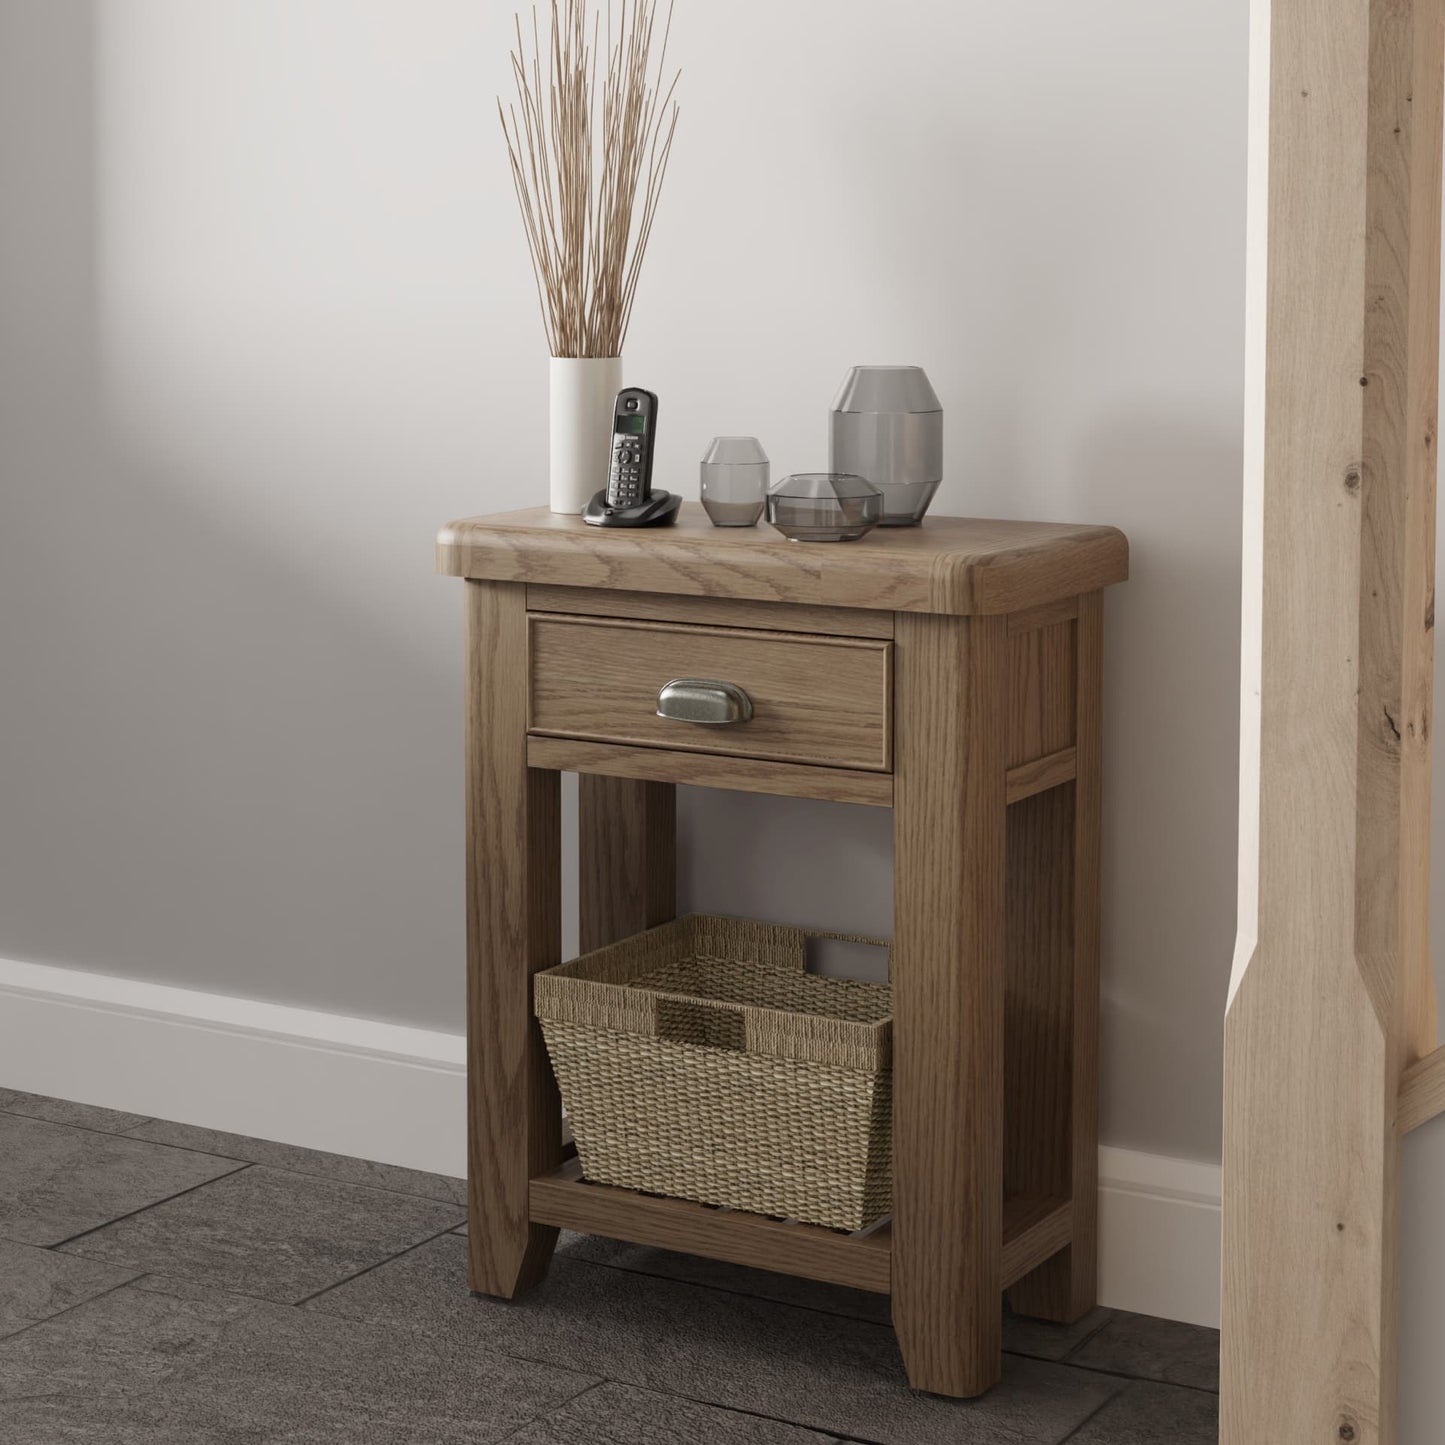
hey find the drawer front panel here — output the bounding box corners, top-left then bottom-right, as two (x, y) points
(528, 615), (892, 771)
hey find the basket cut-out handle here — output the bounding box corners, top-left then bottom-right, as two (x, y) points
(800, 926), (893, 979)
(655, 996), (747, 1052)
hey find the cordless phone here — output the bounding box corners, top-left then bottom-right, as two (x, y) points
(607, 387), (657, 507)
(583, 386), (681, 527)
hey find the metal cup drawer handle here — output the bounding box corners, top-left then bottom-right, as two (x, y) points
(656, 678), (754, 726)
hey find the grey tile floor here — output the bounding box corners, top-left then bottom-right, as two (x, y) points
(0, 1089), (1219, 1443)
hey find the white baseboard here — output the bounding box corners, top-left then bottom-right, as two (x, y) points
(0, 957), (466, 1177)
(0, 957), (1221, 1328)
(1098, 1145), (1221, 1328)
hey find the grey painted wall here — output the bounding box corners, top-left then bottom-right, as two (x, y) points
(3, 0), (1243, 1168)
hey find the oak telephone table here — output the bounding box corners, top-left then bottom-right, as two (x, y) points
(437, 504), (1128, 1398)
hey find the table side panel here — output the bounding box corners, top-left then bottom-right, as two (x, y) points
(1007, 617), (1077, 769)
(1002, 784), (1076, 1284)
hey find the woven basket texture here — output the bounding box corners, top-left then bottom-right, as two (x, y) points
(535, 913), (892, 1232)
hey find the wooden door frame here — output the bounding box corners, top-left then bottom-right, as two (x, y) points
(1224, 1), (1445, 1441)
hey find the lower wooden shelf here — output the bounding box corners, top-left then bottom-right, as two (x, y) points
(529, 1159), (1071, 1297)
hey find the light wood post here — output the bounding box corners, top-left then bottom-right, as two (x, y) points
(893, 610), (1009, 1397)
(1400, 0), (1445, 1065)
(1223, 1), (1443, 1440)
(465, 579), (562, 1298)
(578, 776), (676, 953)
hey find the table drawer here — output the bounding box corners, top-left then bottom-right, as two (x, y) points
(527, 615), (892, 771)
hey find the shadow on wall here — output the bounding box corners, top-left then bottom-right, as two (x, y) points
(1080, 411), (1241, 1162)
(0, 2), (470, 1031)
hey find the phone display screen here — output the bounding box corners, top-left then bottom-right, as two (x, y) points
(616, 414), (647, 435)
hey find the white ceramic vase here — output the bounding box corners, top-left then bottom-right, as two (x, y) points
(549, 356), (623, 514)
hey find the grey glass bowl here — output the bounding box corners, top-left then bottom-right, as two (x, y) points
(829, 365), (943, 526)
(766, 473), (882, 543)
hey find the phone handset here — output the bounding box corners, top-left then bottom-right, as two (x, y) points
(583, 386), (680, 527)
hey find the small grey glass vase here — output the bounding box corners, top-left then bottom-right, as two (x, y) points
(700, 437), (769, 526)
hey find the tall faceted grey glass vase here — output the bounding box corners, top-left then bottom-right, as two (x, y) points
(829, 365), (943, 525)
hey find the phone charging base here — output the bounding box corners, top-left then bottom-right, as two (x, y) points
(582, 489), (682, 527)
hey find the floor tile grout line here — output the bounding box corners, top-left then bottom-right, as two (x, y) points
(0, 1105), (157, 1141)
(618, 1384), (891, 1445)
(122, 1271), (290, 1309)
(0, 1276), (141, 1348)
(0, 1106), (291, 1178)
(44, 1161), (255, 1251)
(1056, 1310), (1125, 1364)
(1040, 1360), (1220, 1397)
(11, 1098), (468, 1207)
(1052, 1379), (1131, 1445)
(114, 1123), (467, 1209)
(618, 1381), (890, 1445)
(189, 1156), (464, 1210)
(291, 1217), (468, 1308)
(488, 1346), (891, 1445)
(635, 1386), (891, 1445)
(488, 1378), (611, 1445)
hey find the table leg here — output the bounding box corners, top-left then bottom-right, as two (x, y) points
(578, 776), (676, 952)
(1007, 592), (1102, 1321)
(465, 579), (561, 1298)
(892, 610), (1009, 1397)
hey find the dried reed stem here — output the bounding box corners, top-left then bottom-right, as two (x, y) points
(500, 0), (680, 358)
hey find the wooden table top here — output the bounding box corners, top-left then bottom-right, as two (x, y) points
(438, 504), (1127, 616)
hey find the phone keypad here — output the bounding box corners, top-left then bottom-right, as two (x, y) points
(609, 439), (644, 504)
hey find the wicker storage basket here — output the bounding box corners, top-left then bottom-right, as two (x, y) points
(534, 913), (892, 1233)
